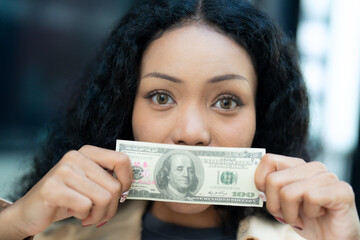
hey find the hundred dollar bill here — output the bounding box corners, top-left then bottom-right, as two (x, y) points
(116, 140), (265, 207)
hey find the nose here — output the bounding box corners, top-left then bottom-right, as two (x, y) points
(181, 169), (189, 177)
(171, 104), (211, 146)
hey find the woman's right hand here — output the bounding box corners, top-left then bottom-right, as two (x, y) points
(3, 145), (133, 239)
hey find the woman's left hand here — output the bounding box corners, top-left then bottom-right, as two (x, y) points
(255, 154), (360, 240)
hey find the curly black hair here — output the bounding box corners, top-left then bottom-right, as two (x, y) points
(16, 0), (309, 235)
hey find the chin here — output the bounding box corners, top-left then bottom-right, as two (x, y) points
(164, 202), (212, 214)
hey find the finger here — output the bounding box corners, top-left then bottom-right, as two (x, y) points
(64, 150), (123, 195)
(255, 154), (305, 192)
(90, 185), (123, 226)
(279, 170), (337, 225)
(55, 162), (112, 225)
(303, 180), (354, 217)
(63, 149), (124, 225)
(79, 168), (121, 225)
(42, 177), (92, 220)
(67, 151), (122, 223)
(99, 193), (121, 224)
(78, 145), (133, 192)
(73, 154), (122, 194)
(265, 161), (327, 216)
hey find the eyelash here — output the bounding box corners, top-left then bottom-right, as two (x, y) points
(212, 94), (243, 110)
(144, 90), (176, 105)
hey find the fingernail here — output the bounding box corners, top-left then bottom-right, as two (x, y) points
(292, 226), (303, 231)
(275, 217), (287, 224)
(120, 191), (129, 203)
(96, 221), (107, 228)
(258, 191), (267, 202)
(120, 195), (127, 203)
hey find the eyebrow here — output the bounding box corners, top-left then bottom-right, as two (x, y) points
(142, 72), (248, 83)
(143, 72), (183, 83)
(209, 74), (248, 83)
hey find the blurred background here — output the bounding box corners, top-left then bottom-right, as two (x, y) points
(0, 0), (359, 213)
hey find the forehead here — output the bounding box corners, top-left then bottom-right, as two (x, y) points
(140, 24), (257, 90)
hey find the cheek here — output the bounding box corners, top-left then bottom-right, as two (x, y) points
(133, 119), (171, 142)
(164, 202), (212, 215)
(212, 109), (256, 148)
(169, 173), (176, 181)
(132, 99), (171, 142)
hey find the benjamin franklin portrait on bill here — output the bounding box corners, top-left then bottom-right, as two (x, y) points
(155, 150), (203, 200)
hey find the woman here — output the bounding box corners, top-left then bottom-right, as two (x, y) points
(1, 0), (359, 239)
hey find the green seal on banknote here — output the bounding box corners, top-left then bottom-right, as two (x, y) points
(220, 171), (236, 185)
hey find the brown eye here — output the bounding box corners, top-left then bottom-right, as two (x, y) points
(220, 99), (232, 109)
(213, 95), (242, 110)
(157, 94), (168, 104)
(151, 93), (174, 105)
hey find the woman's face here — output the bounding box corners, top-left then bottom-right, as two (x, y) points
(132, 24), (257, 215)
